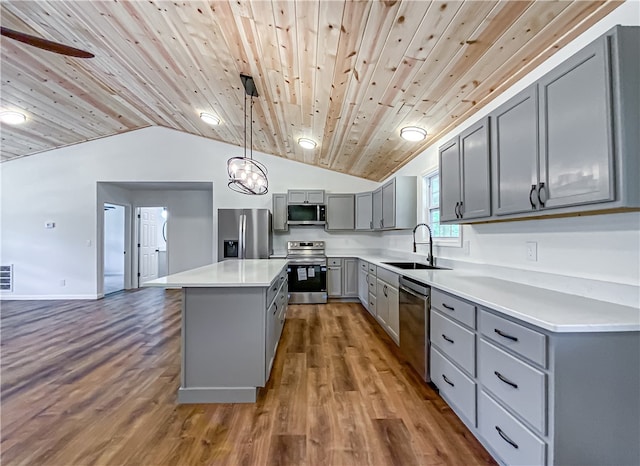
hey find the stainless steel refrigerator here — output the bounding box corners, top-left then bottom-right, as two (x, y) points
(218, 209), (272, 260)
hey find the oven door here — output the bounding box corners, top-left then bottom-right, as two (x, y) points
(287, 262), (327, 304)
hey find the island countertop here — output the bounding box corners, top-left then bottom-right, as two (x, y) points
(143, 259), (288, 288)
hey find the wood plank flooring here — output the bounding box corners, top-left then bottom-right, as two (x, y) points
(1, 288), (496, 465)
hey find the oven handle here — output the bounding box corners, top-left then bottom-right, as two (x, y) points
(287, 260), (327, 266)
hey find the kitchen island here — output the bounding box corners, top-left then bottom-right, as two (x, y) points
(145, 259), (288, 403)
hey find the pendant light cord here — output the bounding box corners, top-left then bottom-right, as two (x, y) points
(243, 93), (247, 159)
(250, 96), (254, 161)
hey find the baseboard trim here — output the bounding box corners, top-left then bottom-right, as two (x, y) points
(0, 294), (100, 300)
(177, 387), (259, 404)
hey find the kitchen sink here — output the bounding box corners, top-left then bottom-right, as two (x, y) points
(381, 261), (449, 270)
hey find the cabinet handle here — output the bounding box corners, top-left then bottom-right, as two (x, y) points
(529, 184), (537, 209)
(458, 201), (464, 218)
(494, 328), (518, 342)
(495, 426), (519, 449)
(454, 202), (460, 219)
(370, 220), (373, 229)
(442, 303), (455, 311)
(383, 284), (388, 297)
(494, 371), (518, 389)
(537, 182), (547, 207)
(442, 334), (454, 344)
(380, 219), (383, 228)
(273, 303), (278, 315)
(442, 374), (455, 387)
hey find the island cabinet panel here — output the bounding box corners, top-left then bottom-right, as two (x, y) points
(182, 288), (266, 390)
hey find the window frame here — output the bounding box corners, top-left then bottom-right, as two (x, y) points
(419, 168), (463, 247)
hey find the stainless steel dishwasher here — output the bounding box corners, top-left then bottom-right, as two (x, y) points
(399, 276), (430, 382)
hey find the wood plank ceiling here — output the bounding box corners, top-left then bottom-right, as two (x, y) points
(0, 1), (622, 181)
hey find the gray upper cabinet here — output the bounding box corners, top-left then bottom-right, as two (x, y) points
(460, 118), (491, 219)
(272, 193), (288, 232)
(380, 176), (417, 230)
(326, 194), (355, 231)
(538, 35), (614, 209)
(372, 187), (383, 230)
(287, 190), (325, 204)
(492, 86), (539, 216)
(355, 192), (373, 230)
(439, 137), (461, 223)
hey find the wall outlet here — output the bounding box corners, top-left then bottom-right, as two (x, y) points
(45, 222), (55, 229)
(59, 279), (66, 287)
(526, 241), (538, 261)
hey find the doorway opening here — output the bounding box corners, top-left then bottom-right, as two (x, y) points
(103, 203), (126, 294)
(137, 206), (168, 286)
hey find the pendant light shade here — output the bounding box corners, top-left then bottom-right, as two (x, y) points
(227, 74), (268, 195)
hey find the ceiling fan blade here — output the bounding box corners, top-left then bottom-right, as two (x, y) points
(1, 27), (94, 58)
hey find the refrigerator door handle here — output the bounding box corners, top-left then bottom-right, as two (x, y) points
(240, 214), (247, 259)
(238, 214), (244, 259)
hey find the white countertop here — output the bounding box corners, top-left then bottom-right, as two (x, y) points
(143, 259), (288, 288)
(358, 255), (640, 333)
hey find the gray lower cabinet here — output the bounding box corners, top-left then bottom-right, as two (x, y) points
(440, 118), (491, 224)
(375, 266), (399, 344)
(180, 265), (288, 404)
(358, 260), (369, 311)
(429, 286), (640, 465)
(272, 193), (288, 231)
(328, 258), (358, 298)
(327, 258), (343, 297)
(326, 194), (355, 230)
(342, 258), (359, 297)
(355, 192), (373, 230)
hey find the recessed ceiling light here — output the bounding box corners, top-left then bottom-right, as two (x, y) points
(0, 111), (27, 125)
(200, 112), (221, 125)
(400, 126), (427, 141)
(298, 138), (317, 150)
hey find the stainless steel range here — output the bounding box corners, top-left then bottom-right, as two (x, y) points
(286, 241), (327, 304)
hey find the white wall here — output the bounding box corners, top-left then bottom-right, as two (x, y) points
(383, 2), (640, 305)
(1, 127), (377, 299)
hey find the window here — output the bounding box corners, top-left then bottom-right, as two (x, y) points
(421, 170), (461, 245)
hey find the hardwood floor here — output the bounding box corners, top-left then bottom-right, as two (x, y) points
(1, 289), (496, 466)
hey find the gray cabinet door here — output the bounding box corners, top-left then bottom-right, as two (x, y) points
(343, 258), (359, 297)
(355, 192), (373, 230)
(460, 117), (491, 219)
(439, 137), (461, 223)
(382, 178), (396, 228)
(326, 194), (355, 230)
(358, 266), (368, 307)
(538, 35), (614, 209)
(372, 187), (383, 230)
(492, 86), (539, 216)
(287, 190), (307, 204)
(272, 193), (288, 231)
(306, 190), (325, 204)
(327, 264), (343, 297)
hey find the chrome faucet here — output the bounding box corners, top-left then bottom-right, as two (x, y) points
(412, 223), (434, 266)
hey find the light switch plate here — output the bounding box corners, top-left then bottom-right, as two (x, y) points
(526, 241), (538, 261)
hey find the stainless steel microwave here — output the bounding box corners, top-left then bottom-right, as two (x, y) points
(287, 204), (326, 225)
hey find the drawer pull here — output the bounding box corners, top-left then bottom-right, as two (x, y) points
(442, 303), (455, 311)
(495, 426), (519, 449)
(494, 328), (518, 342)
(442, 374), (455, 387)
(441, 334), (454, 344)
(494, 371), (518, 389)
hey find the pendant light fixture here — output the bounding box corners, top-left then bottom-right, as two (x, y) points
(227, 74), (269, 195)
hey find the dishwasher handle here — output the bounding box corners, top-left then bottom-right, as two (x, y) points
(399, 284), (429, 301)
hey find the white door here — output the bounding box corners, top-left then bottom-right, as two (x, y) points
(139, 207), (159, 284)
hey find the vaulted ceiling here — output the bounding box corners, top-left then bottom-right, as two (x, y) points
(0, 0), (621, 180)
